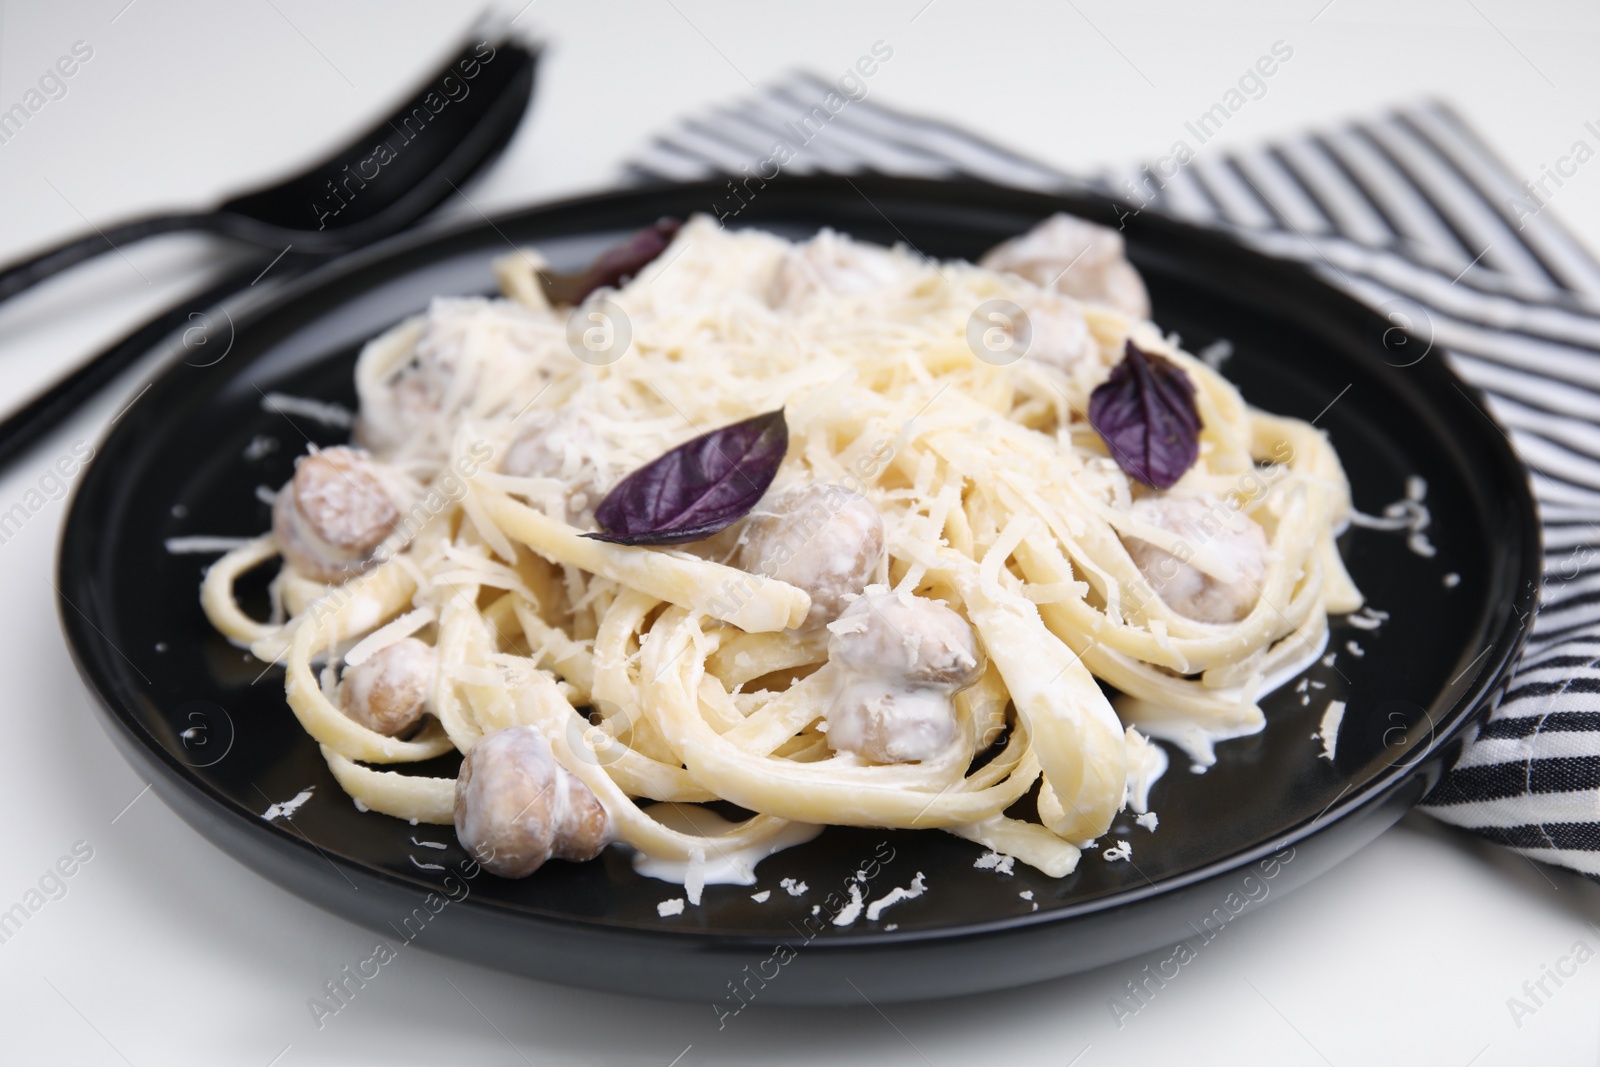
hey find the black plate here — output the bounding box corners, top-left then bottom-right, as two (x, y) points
(58, 176), (1540, 1005)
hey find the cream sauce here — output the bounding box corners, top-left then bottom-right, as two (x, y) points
(630, 804), (823, 889)
(1120, 628), (1329, 772)
(1122, 726), (1168, 813)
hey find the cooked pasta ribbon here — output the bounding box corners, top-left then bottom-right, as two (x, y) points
(199, 215), (1360, 878)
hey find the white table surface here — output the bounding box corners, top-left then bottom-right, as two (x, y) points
(3, 1), (1600, 1063)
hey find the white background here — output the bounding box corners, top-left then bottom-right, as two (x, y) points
(2, 1), (1599, 1063)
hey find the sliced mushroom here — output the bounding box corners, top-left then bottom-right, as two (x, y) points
(339, 637), (434, 737)
(768, 229), (909, 309)
(1014, 290), (1096, 374)
(981, 213), (1151, 320)
(824, 679), (966, 764)
(503, 409), (592, 480)
(502, 408), (606, 520)
(828, 589), (984, 687)
(736, 484), (885, 628)
(454, 726), (612, 878)
(822, 589), (984, 763)
(1120, 494), (1270, 624)
(356, 311), (467, 453)
(272, 446), (400, 584)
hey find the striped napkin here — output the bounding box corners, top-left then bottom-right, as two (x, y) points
(625, 74), (1600, 881)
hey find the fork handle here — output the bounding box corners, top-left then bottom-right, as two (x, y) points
(0, 257), (285, 470)
(0, 212), (216, 305)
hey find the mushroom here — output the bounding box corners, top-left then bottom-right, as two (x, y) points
(454, 726), (611, 878)
(1013, 290), (1096, 374)
(980, 213), (1151, 320)
(1120, 494), (1270, 624)
(829, 588), (985, 685)
(501, 408), (605, 521)
(767, 229), (909, 308)
(272, 446), (401, 584)
(735, 484), (885, 628)
(355, 312), (468, 453)
(339, 637), (435, 736)
(822, 588), (984, 763)
(824, 679), (969, 765)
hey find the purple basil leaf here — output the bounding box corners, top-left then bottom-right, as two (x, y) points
(541, 218), (683, 306)
(585, 409), (789, 546)
(1087, 340), (1202, 489)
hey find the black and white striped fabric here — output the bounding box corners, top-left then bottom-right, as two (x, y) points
(625, 74), (1600, 881)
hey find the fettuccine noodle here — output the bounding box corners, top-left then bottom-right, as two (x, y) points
(200, 214), (1359, 879)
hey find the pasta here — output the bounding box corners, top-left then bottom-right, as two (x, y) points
(200, 213), (1360, 881)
